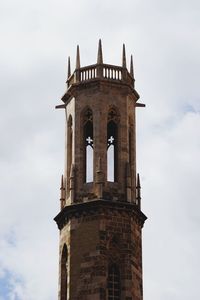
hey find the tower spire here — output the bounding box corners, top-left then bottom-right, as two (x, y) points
(122, 43), (127, 68)
(55, 42), (147, 300)
(68, 56), (71, 78)
(76, 45), (80, 69)
(97, 39), (103, 64)
(130, 54), (134, 78)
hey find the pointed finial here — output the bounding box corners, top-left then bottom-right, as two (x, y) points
(67, 56), (71, 78)
(122, 44), (127, 68)
(76, 45), (80, 69)
(130, 54), (134, 78)
(136, 173), (141, 208)
(97, 39), (103, 64)
(136, 173), (141, 188)
(60, 175), (65, 210)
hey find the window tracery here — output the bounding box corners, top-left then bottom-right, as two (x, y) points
(107, 108), (119, 182)
(83, 108), (93, 182)
(108, 264), (121, 300)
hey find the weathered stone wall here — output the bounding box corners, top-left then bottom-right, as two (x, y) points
(58, 203), (144, 300)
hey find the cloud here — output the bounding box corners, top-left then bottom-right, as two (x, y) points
(138, 109), (200, 299)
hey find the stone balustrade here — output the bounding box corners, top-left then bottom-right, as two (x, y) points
(67, 64), (134, 87)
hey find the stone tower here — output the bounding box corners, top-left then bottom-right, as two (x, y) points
(54, 40), (147, 300)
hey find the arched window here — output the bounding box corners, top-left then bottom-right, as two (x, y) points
(83, 108), (93, 183)
(67, 115), (72, 193)
(108, 264), (121, 300)
(107, 108), (118, 182)
(60, 244), (68, 300)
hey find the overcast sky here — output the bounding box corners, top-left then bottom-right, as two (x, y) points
(0, 0), (200, 299)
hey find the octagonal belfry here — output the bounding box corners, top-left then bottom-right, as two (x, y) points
(54, 40), (147, 300)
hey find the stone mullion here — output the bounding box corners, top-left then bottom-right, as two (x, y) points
(93, 99), (107, 194)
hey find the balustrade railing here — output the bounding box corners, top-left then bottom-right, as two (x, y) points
(103, 65), (122, 80)
(67, 64), (134, 87)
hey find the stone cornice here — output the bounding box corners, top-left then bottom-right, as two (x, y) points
(61, 79), (140, 105)
(54, 199), (147, 230)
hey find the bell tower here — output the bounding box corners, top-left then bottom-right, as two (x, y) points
(54, 40), (147, 300)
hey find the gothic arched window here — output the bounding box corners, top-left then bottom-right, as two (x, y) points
(108, 264), (121, 300)
(107, 108), (119, 182)
(60, 244), (68, 300)
(67, 115), (72, 193)
(83, 108), (93, 183)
